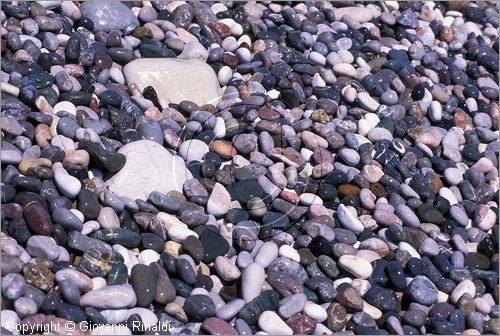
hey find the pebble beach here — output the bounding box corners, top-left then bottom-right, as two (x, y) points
(0, 1), (499, 335)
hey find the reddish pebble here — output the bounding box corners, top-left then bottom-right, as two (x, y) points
(202, 317), (238, 335)
(209, 21), (231, 38)
(286, 314), (316, 335)
(209, 140), (237, 159)
(24, 201), (53, 235)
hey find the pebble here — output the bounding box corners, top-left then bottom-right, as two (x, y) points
(406, 276), (439, 306)
(258, 311), (293, 335)
(80, 285), (137, 309)
(106, 140), (192, 201)
(0, 1), (497, 334)
(338, 255), (373, 279)
(80, 1), (139, 32)
(123, 59), (220, 106)
(242, 263), (265, 303)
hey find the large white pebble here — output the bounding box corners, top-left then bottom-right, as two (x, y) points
(258, 311), (293, 335)
(54, 173), (81, 198)
(338, 255), (373, 279)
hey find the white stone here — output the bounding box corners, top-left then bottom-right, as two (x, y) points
(299, 193), (323, 205)
(97, 207), (120, 229)
(110, 67), (125, 85)
(337, 204), (364, 233)
(314, 323), (334, 335)
(451, 280), (476, 304)
(215, 256), (241, 282)
(303, 302), (328, 322)
(254, 242), (279, 268)
(242, 263), (265, 303)
(167, 225), (198, 242)
(53, 101), (76, 116)
(123, 59), (221, 106)
(439, 187), (458, 205)
(357, 92), (380, 112)
(338, 255), (373, 279)
(333, 63), (357, 77)
(218, 66), (232, 86)
(54, 172), (81, 198)
(258, 311), (293, 335)
(398, 242), (421, 258)
(138, 249), (160, 265)
(213, 117), (226, 139)
(106, 140), (192, 201)
(278, 245), (300, 262)
(178, 139), (209, 163)
(207, 182), (231, 216)
(79, 285), (137, 309)
(157, 212), (186, 230)
(92, 277), (106, 290)
(178, 41), (209, 62)
(1, 310), (20, 335)
(99, 309), (128, 324)
(333, 7), (374, 23)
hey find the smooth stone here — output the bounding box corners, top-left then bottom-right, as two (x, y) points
(14, 297), (37, 317)
(215, 256), (241, 282)
(317, 255), (340, 278)
(106, 263), (128, 286)
(183, 295), (216, 322)
(177, 258), (196, 285)
(80, 1), (139, 33)
(364, 285), (401, 312)
(303, 301), (328, 322)
(418, 238), (440, 257)
(54, 173), (81, 198)
(92, 229), (141, 249)
(2, 273), (26, 300)
(258, 311), (293, 335)
(149, 262), (175, 305)
(79, 248), (124, 277)
(97, 207), (120, 230)
(451, 280), (476, 304)
(254, 242), (279, 268)
(55, 268), (93, 293)
(178, 139), (209, 163)
(333, 7), (374, 23)
(337, 204), (364, 233)
(217, 299), (246, 321)
(336, 284), (364, 312)
(326, 302), (348, 332)
(241, 263), (265, 303)
(79, 285), (137, 309)
(178, 41), (209, 62)
(106, 140), (192, 201)
(406, 275), (438, 306)
(68, 231), (112, 253)
(24, 201), (53, 235)
(199, 228), (229, 263)
(26, 235), (59, 260)
(77, 190), (100, 219)
(1, 310), (20, 334)
(267, 257), (308, 284)
(207, 182), (231, 217)
(338, 255), (373, 279)
(131, 264), (156, 307)
(123, 59), (221, 106)
(279, 293), (308, 319)
(22, 258), (55, 291)
(202, 317), (237, 335)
